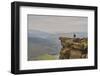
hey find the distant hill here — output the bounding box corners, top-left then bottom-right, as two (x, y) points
(28, 30), (61, 60)
(28, 30), (87, 60)
(56, 32), (87, 38)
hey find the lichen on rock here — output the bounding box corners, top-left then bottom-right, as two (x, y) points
(59, 37), (88, 59)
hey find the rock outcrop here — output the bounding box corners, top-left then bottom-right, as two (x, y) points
(59, 37), (88, 59)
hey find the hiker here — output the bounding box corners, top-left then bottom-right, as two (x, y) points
(73, 34), (76, 38)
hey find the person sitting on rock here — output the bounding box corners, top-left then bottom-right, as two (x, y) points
(73, 34), (76, 38)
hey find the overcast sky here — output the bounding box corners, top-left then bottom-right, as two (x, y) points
(28, 14), (88, 33)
